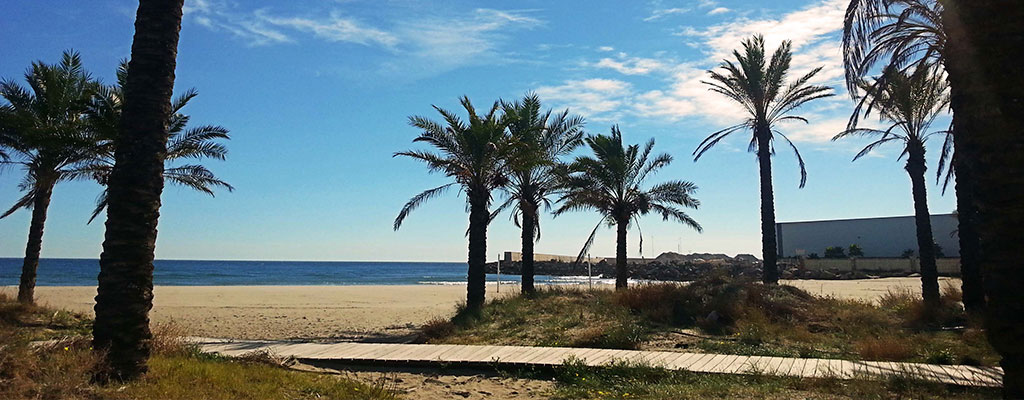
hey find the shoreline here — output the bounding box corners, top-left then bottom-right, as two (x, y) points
(2, 277), (959, 340)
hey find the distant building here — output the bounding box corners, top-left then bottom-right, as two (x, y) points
(776, 214), (960, 258)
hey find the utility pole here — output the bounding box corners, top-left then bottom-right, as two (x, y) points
(496, 253), (500, 294)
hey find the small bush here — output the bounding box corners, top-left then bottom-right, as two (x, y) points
(855, 337), (915, 361)
(419, 317), (456, 340)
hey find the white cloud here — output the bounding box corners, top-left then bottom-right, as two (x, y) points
(183, 3), (542, 76)
(592, 55), (666, 75)
(390, 9), (542, 73)
(258, 11), (398, 47)
(643, 7), (691, 22)
(597, 46), (615, 52)
(534, 0), (848, 143)
(534, 79), (633, 121)
(707, 7), (731, 15)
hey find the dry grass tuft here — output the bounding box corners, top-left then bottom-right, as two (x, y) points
(855, 337), (916, 361)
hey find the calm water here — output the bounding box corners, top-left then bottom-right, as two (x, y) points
(0, 258), (603, 286)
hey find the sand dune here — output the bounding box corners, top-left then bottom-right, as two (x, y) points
(4, 277), (959, 340)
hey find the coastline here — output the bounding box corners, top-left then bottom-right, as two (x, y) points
(2, 277), (959, 340)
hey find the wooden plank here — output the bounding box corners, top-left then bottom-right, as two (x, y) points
(681, 353), (715, 371)
(693, 354), (730, 372)
(786, 358), (807, 377)
(192, 339), (1003, 388)
(707, 354), (740, 373)
(532, 348), (573, 365)
(645, 351), (681, 366)
(659, 352), (696, 370)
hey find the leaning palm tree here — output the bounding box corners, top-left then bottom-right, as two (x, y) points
(495, 94), (584, 294)
(556, 126), (702, 290)
(693, 35), (833, 284)
(394, 96), (509, 310)
(85, 61), (233, 223)
(833, 66), (948, 309)
(0, 51), (102, 304)
(93, 0), (186, 382)
(842, 0), (987, 313)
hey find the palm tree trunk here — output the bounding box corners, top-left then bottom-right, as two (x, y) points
(952, 137), (985, 312)
(520, 203), (536, 295)
(906, 143), (940, 309)
(756, 128), (778, 284)
(944, 1), (1024, 396)
(17, 180), (55, 304)
(615, 217), (628, 290)
(93, 0), (184, 383)
(466, 189), (489, 310)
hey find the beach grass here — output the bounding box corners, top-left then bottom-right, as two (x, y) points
(545, 358), (1000, 399)
(0, 293), (397, 400)
(423, 276), (999, 366)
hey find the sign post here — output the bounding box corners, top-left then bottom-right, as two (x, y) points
(587, 254), (592, 290)
(496, 253), (501, 293)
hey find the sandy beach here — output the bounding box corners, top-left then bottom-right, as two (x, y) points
(3, 277), (959, 340)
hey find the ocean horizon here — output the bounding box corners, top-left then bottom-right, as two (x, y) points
(0, 258), (613, 286)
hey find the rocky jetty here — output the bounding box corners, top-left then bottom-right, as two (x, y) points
(485, 252), (921, 281)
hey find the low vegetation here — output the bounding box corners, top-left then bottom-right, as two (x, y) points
(547, 358), (999, 399)
(0, 293), (397, 400)
(422, 276), (999, 366)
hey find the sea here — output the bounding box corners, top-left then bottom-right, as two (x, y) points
(0, 258), (612, 286)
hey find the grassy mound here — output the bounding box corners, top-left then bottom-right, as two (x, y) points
(0, 292), (397, 400)
(422, 277), (998, 366)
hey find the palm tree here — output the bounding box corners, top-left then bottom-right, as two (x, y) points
(834, 66), (948, 309)
(556, 126), (701, 290)
(842, 0), (987, 313)
(93, 0), (186, 382)
(86, 61), (233, 224)
(0, 51), (102, 304)
(693, 35), (833, 284)
(394, 96), (509, 309)
(940, 1), (1024, 395)
(495, 94), (584, 295)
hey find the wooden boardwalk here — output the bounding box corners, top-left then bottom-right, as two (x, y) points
(190, 337), (1003, 387)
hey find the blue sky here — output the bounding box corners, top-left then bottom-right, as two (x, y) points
(0, 0), (956, 262)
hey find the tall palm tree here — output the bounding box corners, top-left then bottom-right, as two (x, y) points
(842, 0), (987, 313)
(93, 0), (186, 382)
(834, 66), (948, 308)
(556, 126), (701, 290)
(940, 1), (1024, 395)
(495, 94), (584, 295)
(693, 35), (833, 284)
(394, 96), (509, 309)
(0, 51), (102, 304)
(86, 61), (233, 223)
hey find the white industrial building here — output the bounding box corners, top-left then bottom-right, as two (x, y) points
(776, 214), (960, 258)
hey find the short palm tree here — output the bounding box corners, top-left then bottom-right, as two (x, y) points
(93, 0), (187, 381)
(495, 94), (584, 294)
(85, 61), (233, 223)
(833, 66), (948, 309)
(0, 51), (102, 304)
(556, 126), (701, 290)
(693, 35), (833, 284)
(394, 96), (509, 309)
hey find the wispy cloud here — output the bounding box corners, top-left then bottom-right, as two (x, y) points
(258, 11), (398, 47)
(183, 2), (542, 77)
(591, 54), (667, 75)
(707, 7), (731, 15)
(643, 7), (691, 22)
(534, 0), (849, 142)
(534, 79), (633, 122)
